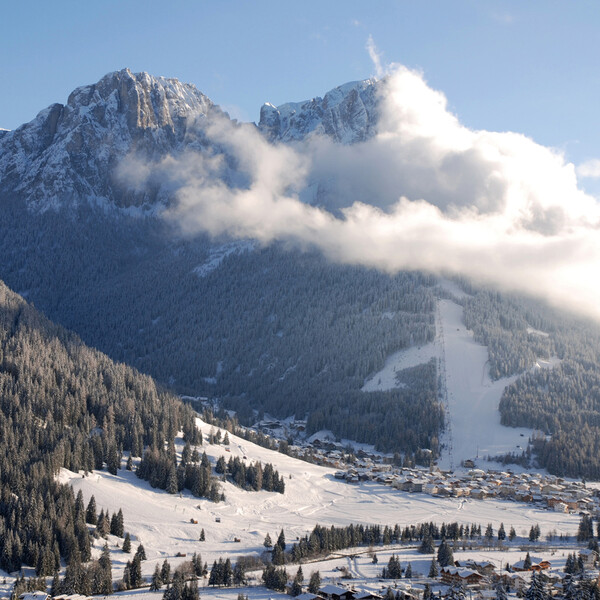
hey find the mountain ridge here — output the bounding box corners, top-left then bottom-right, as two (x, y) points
(0, 69), (380, 212)
(0, 68), (216, 210)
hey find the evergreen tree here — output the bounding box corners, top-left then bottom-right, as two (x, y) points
(308, 571), (321, 594)
(291, 567), (304, 596)
(437, 538), (454, 567)
(509, 526), (516, 541)
(264, 533), (273, 548)
(446, 583), (466, 600)
(405, 563), (412, 578)
(192, 553), (203, 577)
(277, 528), (286, 552)
(578, 515), (594, 542)
(164, 570), (185, 600)
(419, 532), (435, 554)
(97, 510), (110, 537)
(495, 582), (507, 600)
(150, 564), (163, 591)
(485, 523), (494, 544)
(565, 553), (574, 574)
(50, 572), (60, 597)
(129, 555), (143, 589)
(524, 571), (547, 600)
(382, 555), (402, 579)
(223, 558), (233, 587)
(199, 528), (206, 542)
(208, 560), (220, 587)
(135, 544), (147, 561)
(233, 561), (246, 586)
(429, 557), (439, 578)
(562, 576), (577, 600)
(122, 533), (132, 553)
(86, 496), (97, 525)
(498, 523), (506, 541)
(122, 561), (132, 590)
(98, 543), (112, 595)
(183, 579), (199, 600)
(272, 544), (285, 565)
(161, 559), (171, 584)
(423, 583), (433, 600)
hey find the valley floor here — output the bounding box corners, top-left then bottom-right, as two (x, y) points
(46, 423), (579, 589)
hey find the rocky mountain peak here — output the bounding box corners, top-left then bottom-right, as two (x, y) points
(0, 69), (215, 211)
(66, 68), (213, 132)
(258, 78), (380, 144)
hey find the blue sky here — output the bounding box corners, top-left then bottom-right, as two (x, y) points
(2, 1), (599, 188)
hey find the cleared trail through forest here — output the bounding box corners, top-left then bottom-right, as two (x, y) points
(436, 299), (533, 469)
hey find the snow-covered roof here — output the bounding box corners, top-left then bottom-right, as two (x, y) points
(319, 584), (351, 596)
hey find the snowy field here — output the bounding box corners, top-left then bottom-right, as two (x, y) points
(51, 421), (579, 592)
(361, 342), (438, 392)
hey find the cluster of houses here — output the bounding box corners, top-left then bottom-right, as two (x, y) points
(255, 419), (600, 515)
(289, 551), (599, 600)
(333, 462), (599, 514)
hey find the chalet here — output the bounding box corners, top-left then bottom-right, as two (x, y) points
(465, 560), (495, 576)
(440, 566), (484, 587)
(318, 585), (355, 600)
(512, 556), (550, 572)
(297, 594), (320, 600)
(19, 593), (49, 600)
(354, 591), (383, 600)
(579, 549), (598, 568)
(470, 488), (486, 500)
(552, 502), (569, 513)
(422, 482), (437, 495)
(410, 480), (425, 493)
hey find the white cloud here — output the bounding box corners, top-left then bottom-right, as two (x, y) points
(366, 35), (384, 79)
(120, 64), (600, 322)
(577, 159), (600, 179)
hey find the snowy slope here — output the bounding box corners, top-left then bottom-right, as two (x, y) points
(363, 291), (547, 469)
(56, 417), (579, 592)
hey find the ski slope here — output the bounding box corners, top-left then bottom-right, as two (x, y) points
(436, 299), (534, 469)
(362, 291), (538, 469)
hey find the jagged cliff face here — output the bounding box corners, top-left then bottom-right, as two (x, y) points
(0, 69), (215, 210)
(0, 70), (382, 213)
(258, 79), (380, 144)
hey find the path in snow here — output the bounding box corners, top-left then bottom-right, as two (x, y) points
(436, 299), (534, 469)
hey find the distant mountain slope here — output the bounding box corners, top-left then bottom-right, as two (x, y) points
(0, 70), (444, 457)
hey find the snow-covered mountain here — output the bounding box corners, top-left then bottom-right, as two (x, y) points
(258, 79), (379, 144)
(0, 68), (216, 210)
(0, 70), (381, 213)
(0, 69), (598, 482)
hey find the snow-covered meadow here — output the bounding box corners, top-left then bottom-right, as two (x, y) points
(51, 421), (580, 590)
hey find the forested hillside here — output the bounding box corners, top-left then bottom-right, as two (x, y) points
(0, 280), (202, 573)
(0, 200), (441, 455)
(463, 290), (600, 478)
